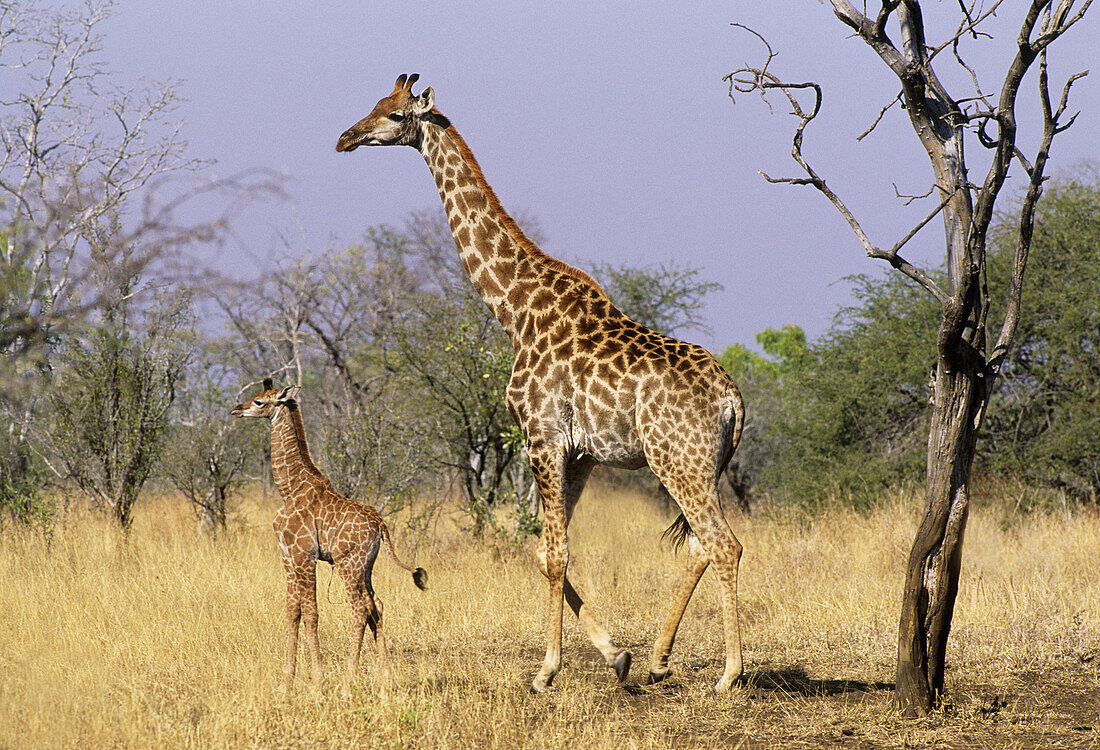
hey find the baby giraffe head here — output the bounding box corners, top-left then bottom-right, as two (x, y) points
(336, 73), (436, 152)
(231, 378), (301, 420)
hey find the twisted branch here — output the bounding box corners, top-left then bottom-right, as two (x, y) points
(725, 64), (949, 305)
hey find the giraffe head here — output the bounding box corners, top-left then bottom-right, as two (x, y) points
(336, 73), (436, 152)
(231, 378), (301, 419)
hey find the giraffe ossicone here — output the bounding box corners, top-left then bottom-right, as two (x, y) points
(338, 74), (746, 693)
(232, 379), (427, 697)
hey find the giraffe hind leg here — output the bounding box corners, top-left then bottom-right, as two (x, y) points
(336, 560), (370, 697)
(654, 476), (744, 692)
(336, 538), (388, 697)
(648, 532), (709, 683)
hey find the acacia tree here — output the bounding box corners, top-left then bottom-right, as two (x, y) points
(164, 350), (257, 534)
(729, 1), (1090, 715)
(592, 261), (721, 337)
(49, 273), (191, 530)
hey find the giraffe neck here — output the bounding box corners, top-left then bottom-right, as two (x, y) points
(417, 115), (604, 344)
(269, 403), (325, 502)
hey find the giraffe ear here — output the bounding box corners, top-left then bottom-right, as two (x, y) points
(277, 385), (301, 403)
(412, 86), (434, 115)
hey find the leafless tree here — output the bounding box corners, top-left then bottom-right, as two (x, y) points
(0, 0), (276, 527)
(728, 1), (1090, 715)
(218, 265), (314, 391)
(0, 0), (275, 363)
(164, 350), (256, 535)
(218, 233), (437, 511)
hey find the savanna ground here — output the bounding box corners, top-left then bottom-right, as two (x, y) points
(2, 484), (1099, 749)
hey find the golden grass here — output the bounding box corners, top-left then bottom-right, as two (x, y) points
(2, 487), (1099, 749)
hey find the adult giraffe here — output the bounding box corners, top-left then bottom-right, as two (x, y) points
(337, 74), (746, 692)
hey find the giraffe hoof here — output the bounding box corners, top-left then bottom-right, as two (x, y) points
(529, 679), (551, 694)
(713, 674), (740, 692)
(612, 650), (632, 683)
(645, 668), (672, 685)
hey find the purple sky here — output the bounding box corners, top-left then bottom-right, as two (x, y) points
(103, 2), (1096, 352)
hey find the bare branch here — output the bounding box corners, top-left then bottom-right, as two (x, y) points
(893, 182), (936, 205)
(886, 189), (960, 257)
(929, 0), (1005, 60)
(857, 92), (903, 141)
(988, 41), (1088, 377)
(730, 63), (949, 305)
(729, 22), (776, 78)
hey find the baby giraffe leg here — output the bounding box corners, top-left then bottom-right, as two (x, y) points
(337, 561), (371, 697)
(294, 561), (323, 690)
(282, 582), (301, 694)
(368, 596), (388, 673)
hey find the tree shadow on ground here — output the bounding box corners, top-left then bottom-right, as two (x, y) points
(744, 665), (894, 698)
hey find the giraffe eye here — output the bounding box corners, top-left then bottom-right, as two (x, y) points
(388, 112), (406, 122)
(253, 399), (263, 407)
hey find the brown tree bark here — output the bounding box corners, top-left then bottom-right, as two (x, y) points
(896, 346), (981, 713)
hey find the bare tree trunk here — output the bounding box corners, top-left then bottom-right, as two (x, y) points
(897, 350), (981, 713)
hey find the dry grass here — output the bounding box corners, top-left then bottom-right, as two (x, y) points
(2, 487), (1099, 749)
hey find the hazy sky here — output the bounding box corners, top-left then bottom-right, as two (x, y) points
(101, 1), (1096, 351)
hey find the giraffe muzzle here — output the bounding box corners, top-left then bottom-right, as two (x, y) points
(336, 131), (362, 152)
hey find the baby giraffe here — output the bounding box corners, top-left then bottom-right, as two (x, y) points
(232, 379), (427, 696)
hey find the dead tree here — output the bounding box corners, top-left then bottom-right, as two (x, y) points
(728, 0), (1090, 716)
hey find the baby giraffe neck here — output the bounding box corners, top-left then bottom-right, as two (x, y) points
(269, 404), (322, 502)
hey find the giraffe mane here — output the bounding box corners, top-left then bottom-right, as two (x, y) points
(435, 111), (606, 295)
(284, 403), (334, 489)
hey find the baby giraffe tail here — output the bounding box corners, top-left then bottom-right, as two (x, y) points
(380, 522), (428, 591)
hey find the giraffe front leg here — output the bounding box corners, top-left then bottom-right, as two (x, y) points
(532, 523), (567, 693)
(297, 563), (324, 691)
(282, 595), (301, 696)
(647, 534), (710, 684)
(280, 556), (304, 696)
(527, 447), (569, 693)
(557, 456), (630, 682)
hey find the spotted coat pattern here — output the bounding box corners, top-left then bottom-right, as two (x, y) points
(337, 75), (746, 692)
(232, 383), (426, 695)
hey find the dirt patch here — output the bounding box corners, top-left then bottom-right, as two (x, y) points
(583, 655), (1100, 749)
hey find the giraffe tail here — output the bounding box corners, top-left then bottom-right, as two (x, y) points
(380, 522), (428, 591)
(726, 386), (746, 456)
(662, 513), (693, 552)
